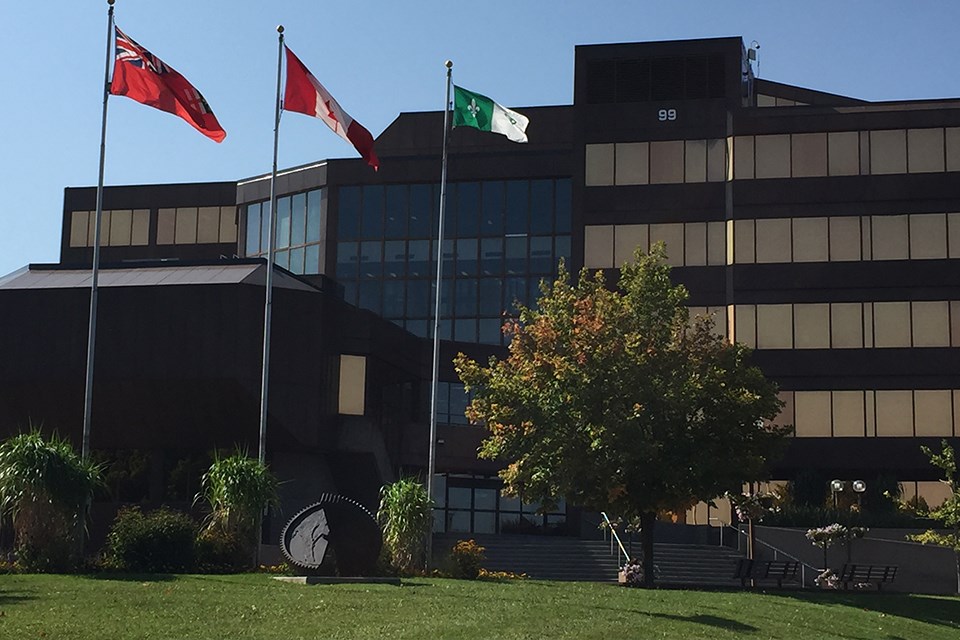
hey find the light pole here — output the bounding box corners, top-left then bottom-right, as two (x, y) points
(852, 479), (866, 510)
(830, 479), (844, 509)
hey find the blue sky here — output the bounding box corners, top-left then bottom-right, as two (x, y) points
(2, 1), (960, 276)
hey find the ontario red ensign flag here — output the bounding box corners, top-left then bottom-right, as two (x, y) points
(283, 46), (379, 170)
(110, 27), (226, 143)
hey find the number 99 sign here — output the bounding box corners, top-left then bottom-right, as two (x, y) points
(658, 108), (677, 122)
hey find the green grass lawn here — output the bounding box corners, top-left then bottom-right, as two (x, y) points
(0, 574), (958, 640)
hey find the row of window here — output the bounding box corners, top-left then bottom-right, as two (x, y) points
(337, 236), (571, 281)
(734, 128), (960, 179)
(732, 213), (960, 264)
(585, 139), (727, 186)
(70, 209), (150, 248)
(733, 301), (960, 350)
(584, 221), (726, 268)
(779, 389), (960, 438)
(432, 474), (567, 534)
(345, 275), (543, 345)
(337, 180), (572, 242)
(340, 293), (960, 350)
(157, 207), (238, 246)
(335, 179), (571, 344)
(435, 381), (472, 425)
(584, 212), (960, 269)
(585, 127), (960, 186)
(756, 94), (807, 107)
(245, 189), (323, 275)
(70, 207), (239, 248)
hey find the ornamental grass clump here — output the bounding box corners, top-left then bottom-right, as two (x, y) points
(196, 450), (279, 567)
(0, 430), (102, 572)
(377, 477), (433, 574)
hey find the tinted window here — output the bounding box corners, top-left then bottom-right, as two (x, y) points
(359, 241), (382, 279)
(505, 181), (528, 235)
(245, 203), (261, 256)
(555, 179), (571, 234)
(385, 185), (408, 238)
(409, 184), (433, 238)
(358, 280), (381, 314)
(338, 187), (360, 240)
(276, 197), (291, 249)
(291, 193), (306, 246)
(481, 181), (504, 236)
(361, 185), (383, 239)
(306, 189), (322, 243)
(530, 180), (553, 235)
(336, 242), (358, 279)
(456, 182), (480, 237)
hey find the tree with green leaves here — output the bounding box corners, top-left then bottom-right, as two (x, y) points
(377, 477), (433, 574)
(455, 246), (788, 586)
(0, 430), (102, 571)
(908, 440), (960, 594)
(196, 450), (279, 566)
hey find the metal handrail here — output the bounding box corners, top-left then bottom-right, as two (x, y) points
(725, 524), (819, 587)
(600, 512), (631, 564)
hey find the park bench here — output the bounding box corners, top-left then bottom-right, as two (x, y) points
(837, 563), (898, 591)
(733, 558), (800, 588)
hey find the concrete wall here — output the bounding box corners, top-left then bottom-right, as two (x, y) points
(755, 525), (959, 595)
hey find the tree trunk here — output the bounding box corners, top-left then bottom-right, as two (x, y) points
(641, 511), (656, 587)
(955, 547), (959, 595)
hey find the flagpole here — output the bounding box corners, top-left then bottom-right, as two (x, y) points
(426, 60), (453, 567)
(82, 0), (116, 460)
(259, 25), (284, 466)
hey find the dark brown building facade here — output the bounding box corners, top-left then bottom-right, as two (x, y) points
(3, 36), (959, 537)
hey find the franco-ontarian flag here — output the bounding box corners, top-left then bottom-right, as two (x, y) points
(453, 85), (529, 143)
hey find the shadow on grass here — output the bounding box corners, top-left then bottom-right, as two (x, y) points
(646, 612), (759, 633)
(81, 572), (178, 582)
(0, 591), (36, 606)
(767, 591), (960, 631)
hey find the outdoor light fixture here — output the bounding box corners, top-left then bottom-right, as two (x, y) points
(852, 480), (866, 493)
(830, 479), (844, 509)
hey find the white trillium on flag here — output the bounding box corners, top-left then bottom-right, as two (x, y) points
(452, 85), (529, 143)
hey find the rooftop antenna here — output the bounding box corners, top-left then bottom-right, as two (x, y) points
(748, 40), (761, 78)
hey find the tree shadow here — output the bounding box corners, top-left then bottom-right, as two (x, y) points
(643, 611), (759, 633)
(81, 572), (178, 582)
(0, 591), (36, 606)
(766, 591), (960, 630)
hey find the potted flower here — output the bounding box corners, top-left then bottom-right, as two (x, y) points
(806, 523), (867, 575)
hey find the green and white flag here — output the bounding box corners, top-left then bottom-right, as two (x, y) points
(453, 85), (529, 143)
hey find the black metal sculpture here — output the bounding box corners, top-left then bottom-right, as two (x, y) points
(280, 493), (382, 576)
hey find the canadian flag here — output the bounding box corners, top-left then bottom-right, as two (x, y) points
(283, 46), (379, 171)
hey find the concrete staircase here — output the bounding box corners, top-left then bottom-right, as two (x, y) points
(433, 533), (745, 587)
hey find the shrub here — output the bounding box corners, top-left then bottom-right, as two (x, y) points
(105, 506), (196, 573)
(448, 539), (485, 579)
(762, 504), (934, 529)
(195, 527), (248, 573)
